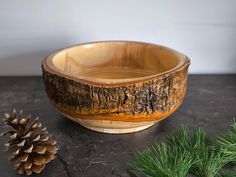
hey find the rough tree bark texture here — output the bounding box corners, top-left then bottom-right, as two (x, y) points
(42, 66), (188, 122)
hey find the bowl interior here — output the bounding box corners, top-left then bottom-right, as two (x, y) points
(51, 41), (186, 83)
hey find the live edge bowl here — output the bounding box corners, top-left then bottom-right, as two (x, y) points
(42, 41), (190, 134)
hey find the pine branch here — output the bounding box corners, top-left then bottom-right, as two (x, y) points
(130, 121), (236, 177)
(165, 125), (211, 153)
(217, 118), (236, 162)
(191, 147), (229, 177)
(130, 142), (194, 177)
(165, 125), (229, 177)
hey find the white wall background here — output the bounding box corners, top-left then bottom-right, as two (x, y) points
(0, 0), (236, 75)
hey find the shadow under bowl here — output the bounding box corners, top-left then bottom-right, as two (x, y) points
(42, 41), (190, 134)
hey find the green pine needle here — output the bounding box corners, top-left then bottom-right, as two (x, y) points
(217, 168), (236, 177)
(131, 142), (194, 177)
(191, 147), (229, 177)
(217, 118), (236, 162)
(166, 125), (229, 177)
(165, 125), (211, 153)
(130, 121), (236, 177)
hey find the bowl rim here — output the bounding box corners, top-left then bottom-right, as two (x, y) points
(42, 40), (190, 86)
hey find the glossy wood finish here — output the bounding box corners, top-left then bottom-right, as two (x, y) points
(42, 41), (190, 133)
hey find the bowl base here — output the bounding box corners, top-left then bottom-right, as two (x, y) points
(79, 120), (156, 134)
(62, 113), (156, 134)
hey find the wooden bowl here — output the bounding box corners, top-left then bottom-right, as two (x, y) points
(42, 41), (190, 134)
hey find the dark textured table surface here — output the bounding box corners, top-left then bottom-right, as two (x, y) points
(0, 75), (235, 177)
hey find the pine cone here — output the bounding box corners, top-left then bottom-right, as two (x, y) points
(0, 109), (58, 175)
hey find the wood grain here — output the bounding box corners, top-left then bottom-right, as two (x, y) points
(42, 41), (190, 133)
